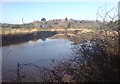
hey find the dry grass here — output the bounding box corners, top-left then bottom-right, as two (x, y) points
(1, 28), (41, 35)
(1, 27), (94, 35)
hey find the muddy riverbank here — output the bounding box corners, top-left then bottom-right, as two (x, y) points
(2, 31), (57, 46)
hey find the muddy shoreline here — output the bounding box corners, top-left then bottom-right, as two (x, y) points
(2, 31), (57, 46)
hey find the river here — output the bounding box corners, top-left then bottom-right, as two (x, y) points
(2, 33), (119, 82)
(2, 35), (76, 82)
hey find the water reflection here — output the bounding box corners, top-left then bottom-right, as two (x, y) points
(41, 38), (46, 41)
(50, 33), (89, 45)
(2, 33), (119, 82)
(2, 38), (74, 82)
(2, 33), (95, 82)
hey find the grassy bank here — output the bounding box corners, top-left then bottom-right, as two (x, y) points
(2, 31), (57, 46)
(1, 27), (95, 35)
(1, 27), (96, 46)
(1, 27), (118, 46)
(1, 28), (41, 35)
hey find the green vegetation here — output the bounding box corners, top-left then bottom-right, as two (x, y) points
(41, 18), (46, 22)
(65, 17), (68, 21)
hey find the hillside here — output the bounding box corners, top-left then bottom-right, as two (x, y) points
(2, 19), (101, 29)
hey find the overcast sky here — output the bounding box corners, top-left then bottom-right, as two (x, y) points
(1, 1), (119, 24)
